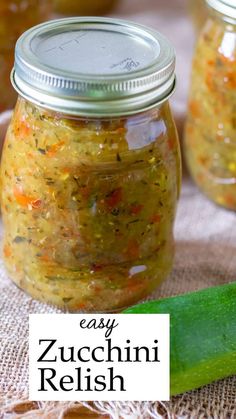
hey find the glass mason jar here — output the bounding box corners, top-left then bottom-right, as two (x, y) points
(1, 18), (181, 312)
(185, 0), (236, 210)
(53, 0), (118, 16)
(0, 0), (51, 141)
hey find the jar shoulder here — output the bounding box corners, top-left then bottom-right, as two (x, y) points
(6, 98), (179, 157)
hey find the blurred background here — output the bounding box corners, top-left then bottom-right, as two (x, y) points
(0, 0), (207, 144)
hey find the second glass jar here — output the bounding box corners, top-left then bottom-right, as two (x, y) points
(185, 0), (236, 210)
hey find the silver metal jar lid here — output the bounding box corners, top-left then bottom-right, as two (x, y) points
(206, 0), (236, 21)
(11, 17), (176, 117)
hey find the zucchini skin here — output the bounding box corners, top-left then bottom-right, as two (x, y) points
(123, 282), (236, 395)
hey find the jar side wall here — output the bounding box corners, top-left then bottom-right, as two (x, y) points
(184, 16), (236, 210)
(1, 97), (180, 311)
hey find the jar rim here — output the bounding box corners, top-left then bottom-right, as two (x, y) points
(206, 0), (236, 22)
(11, 71), (176, 117)
(12, 17), (176, 116)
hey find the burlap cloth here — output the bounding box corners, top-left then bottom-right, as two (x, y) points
(1, 0), (236, 418)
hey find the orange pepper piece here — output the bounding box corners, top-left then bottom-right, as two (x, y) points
(205, 71), (214, 90)
(106, 187), (122, 209)
(189, 100), (201, 118)
(13, 186), (42, 208)
(168, 137), (176, 150)
(225, 71), (236, 89)
(19, 119), (31, 137)
(3, 244), (12, 258)
(150, 214), (161, 223)
(125, 239), (140, 259)
(46, 140), (65, 157)
(224, 194), (236, 207)
(129, 204), (144, 215)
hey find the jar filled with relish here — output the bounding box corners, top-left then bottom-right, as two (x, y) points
(185, 0), (236, 210)
(1, 18), (181, 312)
(0, 0), (51, 140)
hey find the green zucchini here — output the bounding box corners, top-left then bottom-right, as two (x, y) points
(123, 282), (236, 395)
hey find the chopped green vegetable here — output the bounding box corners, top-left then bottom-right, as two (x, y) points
(124, 282), (236, 395)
